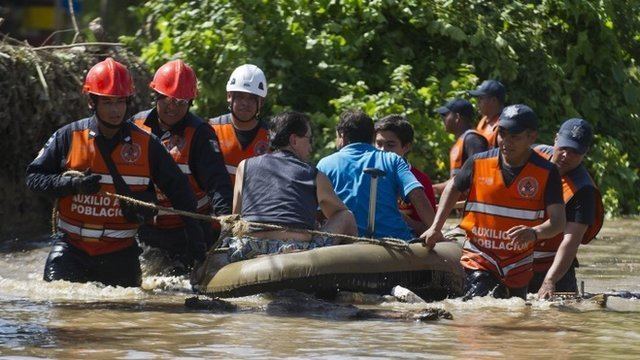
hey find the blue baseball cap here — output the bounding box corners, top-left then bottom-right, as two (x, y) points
(435, 99), (475, 120)
(556, 118), (593, 154)
(499, 104), (538, 133)
(468, 80), (506, 103)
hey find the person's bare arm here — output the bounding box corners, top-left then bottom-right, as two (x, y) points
(537, 222), (587, 299)
(231, 160), (246, 215)
(407, 187), (435, 229)
(317, 172), (349, 218)
(421, 179), (462, 248)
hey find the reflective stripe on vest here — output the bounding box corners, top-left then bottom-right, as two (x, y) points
(225, 164), (237, 175)
(533, 251), (556, 260)
(464, 241), (534, 278)
(157, 195), (210, 216)
(177, 163), (191, 174)
(465, 202), (546, 221)
(98, 174), (150, 186)
(58, 218), (138, 240)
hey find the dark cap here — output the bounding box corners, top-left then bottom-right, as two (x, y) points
(499, 104), (538, 133)
(556, 118), (593, 154)
(468, 80), (506, 102)
(435, 98), (475, 120)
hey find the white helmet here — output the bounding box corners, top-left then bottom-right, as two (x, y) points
(226, 64), (267, 98)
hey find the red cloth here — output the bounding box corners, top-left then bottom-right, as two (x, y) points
(398, 166), (436, 222)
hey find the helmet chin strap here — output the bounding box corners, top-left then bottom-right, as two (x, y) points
(229, 96), (260, 123)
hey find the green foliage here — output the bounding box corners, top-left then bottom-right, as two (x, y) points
(125, 0), (640, 215)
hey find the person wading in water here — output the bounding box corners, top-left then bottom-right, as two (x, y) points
(26, 58), (205, 287)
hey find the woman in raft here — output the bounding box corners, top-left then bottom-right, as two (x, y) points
(221, 111), (357, 262)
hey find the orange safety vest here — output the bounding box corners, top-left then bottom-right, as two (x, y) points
(532, 145), (604, 271)
(133, 111), (211, 229)
(57, 121), (152, 256)
(476, 114), (500, 148)
(450, 129), (484, 177)
(209, 114), (269, 185)
(459, 149), (553, 288)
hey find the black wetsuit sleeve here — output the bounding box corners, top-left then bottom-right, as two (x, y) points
(462, 133), (488, 163)
(544, 166), (564, 206)
(25, 128), (77, 198)
(149, 136), (198, 213)
(453, 157), (474, 193)
(189, 124), (233, 215)
(566, 186), (596, 224)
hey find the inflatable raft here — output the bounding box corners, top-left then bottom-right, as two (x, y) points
(199, 241), (465, 301)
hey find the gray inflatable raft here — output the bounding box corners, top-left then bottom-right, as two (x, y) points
(200, 241), (465, 301)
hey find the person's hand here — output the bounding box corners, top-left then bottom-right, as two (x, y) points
(506, 225), (537, 246)
(71, 172), (102, 194)
(420, 227), (444, 250)
(537, 279), (555, 300)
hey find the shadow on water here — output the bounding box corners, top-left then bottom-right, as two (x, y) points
(0, 235), (50, 254)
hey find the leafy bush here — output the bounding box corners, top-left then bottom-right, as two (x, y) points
(125, 0), (640, 215)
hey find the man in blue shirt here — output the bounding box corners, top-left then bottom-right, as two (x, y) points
(317, 110), (434, 240)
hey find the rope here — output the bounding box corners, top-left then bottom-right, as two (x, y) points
(105, 192), (409, 249)
(51, 170), (410, 249)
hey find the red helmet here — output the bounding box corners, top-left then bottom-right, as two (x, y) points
(83, 57), (135, 97)
(149, 59), (198, 100)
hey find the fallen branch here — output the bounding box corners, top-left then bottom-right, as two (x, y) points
(32, 42), (125, 51)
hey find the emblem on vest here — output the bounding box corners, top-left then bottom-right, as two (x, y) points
(254, 140), (269, 155)
(165, 135), (186, 155)
(121, 143), (141, 163)
(517, 176), (539, 198)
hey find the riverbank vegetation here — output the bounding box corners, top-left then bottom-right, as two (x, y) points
(125, 0), (640, 216)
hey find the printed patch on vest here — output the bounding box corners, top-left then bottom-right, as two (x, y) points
(121, 143), (141, 163)
(254, 140), (269, 155)
(517, 176), (539, 198)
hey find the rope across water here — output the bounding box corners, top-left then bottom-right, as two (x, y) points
(52, 170), (411, 249)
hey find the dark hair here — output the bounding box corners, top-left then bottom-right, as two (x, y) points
(336, 109), (374, 144)
(269, 111), (310, 150)
(374, 114), (414, 145)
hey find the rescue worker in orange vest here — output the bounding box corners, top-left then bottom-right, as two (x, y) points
(422, 104), (566, 299)
(468, 80), (506, 148)
(209, 64), (270, 184)
(432, 99), (488, 196)
(132, 60), (233, 274)
(26, 58), (205, 287)
(530, 118), (604, 299)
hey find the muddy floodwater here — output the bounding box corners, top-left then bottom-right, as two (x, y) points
(1, 219), (639, 358)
